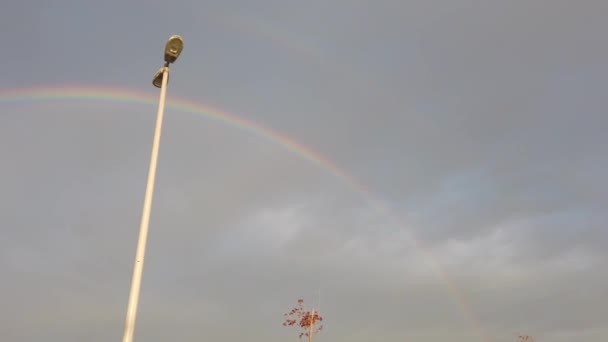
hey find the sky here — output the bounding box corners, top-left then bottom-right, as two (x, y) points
(0, 1), (607, 341)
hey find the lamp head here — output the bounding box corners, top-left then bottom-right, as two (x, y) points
(152, 67), (168, 88)
(164, 35), (184, 64)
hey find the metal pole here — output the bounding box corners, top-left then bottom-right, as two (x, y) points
(122, 65), (169, 342)
(308, 308), (315, 342)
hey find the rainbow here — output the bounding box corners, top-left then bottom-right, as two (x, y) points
(0, 84), (491, 341)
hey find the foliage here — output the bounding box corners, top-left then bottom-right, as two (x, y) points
(282, 299), (323, 339)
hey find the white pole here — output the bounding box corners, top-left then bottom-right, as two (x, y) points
(308, 308), (315, 342)
(122, 65), (169, 342)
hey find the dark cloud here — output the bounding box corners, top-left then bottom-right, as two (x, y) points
(1, 1), (606, 341)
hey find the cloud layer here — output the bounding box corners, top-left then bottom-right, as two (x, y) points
(1, 1), (607, 341)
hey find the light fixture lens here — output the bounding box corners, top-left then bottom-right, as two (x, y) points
(164, 35), (184, 63)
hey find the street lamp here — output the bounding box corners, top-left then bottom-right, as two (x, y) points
(152, 35), (184, 87)
(122, 35), (184, 342)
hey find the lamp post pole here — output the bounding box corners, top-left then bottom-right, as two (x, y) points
(122, 35), (184, 342)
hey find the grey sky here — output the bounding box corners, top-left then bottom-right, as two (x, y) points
(1, 1), (607, 341)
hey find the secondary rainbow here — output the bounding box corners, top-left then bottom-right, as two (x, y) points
(0, 84), (491, 341)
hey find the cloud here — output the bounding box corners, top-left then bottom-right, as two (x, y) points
(1, 1), (607, 341)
